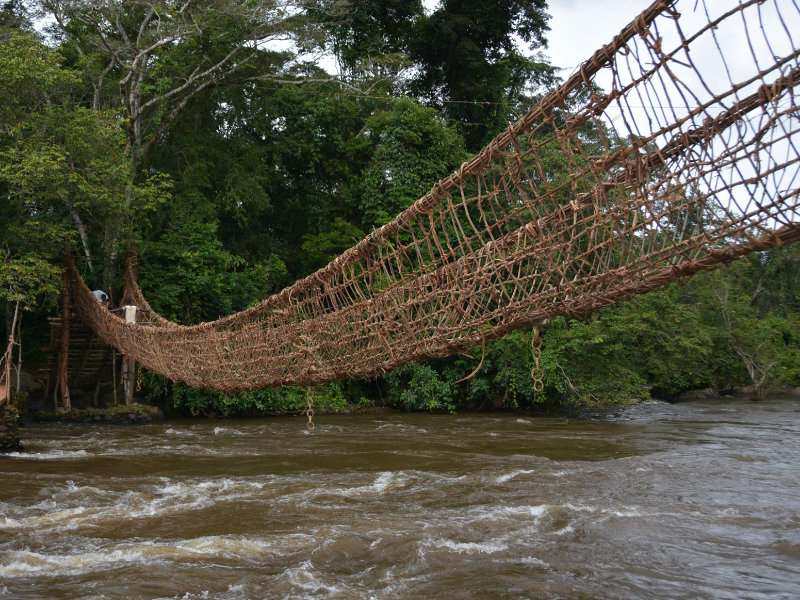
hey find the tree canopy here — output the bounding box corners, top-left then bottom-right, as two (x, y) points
(2, 0), (799, 415)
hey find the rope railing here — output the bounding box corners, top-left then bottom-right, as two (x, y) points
(66, 0), (800, 393)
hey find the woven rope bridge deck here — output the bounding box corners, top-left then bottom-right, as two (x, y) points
(66, 0), (800, 393)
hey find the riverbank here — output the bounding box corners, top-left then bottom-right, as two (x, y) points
(0, 401), (23, 452)
(30, 403), (163, 424)
(11, 383), (800, 431)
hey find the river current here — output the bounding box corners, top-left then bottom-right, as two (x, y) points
(1, 397), (799, 599)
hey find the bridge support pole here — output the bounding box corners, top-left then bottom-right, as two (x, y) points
(122, 356), (135, 406)
(57, 278), (71, 412)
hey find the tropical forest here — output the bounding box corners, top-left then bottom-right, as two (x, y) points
(2, 0), (800, 420)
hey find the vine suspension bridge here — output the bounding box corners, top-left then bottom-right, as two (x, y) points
(64, 0), (800, 394)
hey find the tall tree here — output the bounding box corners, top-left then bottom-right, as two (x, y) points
(409, 0), (555, 150)
(37, 0), (312, 162)
(358, 98), (467, 228)
(0, 0), (32, 35)
(309, 0), (423, 81)
(701, 258), (800, 401)
(0, 32), (170, 281)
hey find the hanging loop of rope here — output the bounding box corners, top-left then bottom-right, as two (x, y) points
(530, 324), (544, 392)
(305, 387), (315, 431)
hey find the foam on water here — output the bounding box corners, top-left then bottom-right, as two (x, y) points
(274, 560), (347, 598)
(365, 471), (405, 494)
(4, 449), (90, 460)
(562, 502), (644, 519)
(14, 425), (272, 459)
(2, 546), (157, 577)
(284, 471), (408, 506)
(495, 469), (536, 483)
(164, 427), (196, 437)
(0, 534), (318, 579)
(7, 440), (240, 459)
(465, 503), (567, 539)
(0, 477), (279, 532)
(375, 422), (428, 434)
(518, 556), (550, 568)
(424, 538), (508, 554)
(212, 426), (244, 435)
(163, 584), (245, 600)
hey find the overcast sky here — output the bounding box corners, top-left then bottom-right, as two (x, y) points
(543, 0), (798, 223)
(544, 0), (653, 76)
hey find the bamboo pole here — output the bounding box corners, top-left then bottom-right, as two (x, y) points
(58, 272), (71, 412)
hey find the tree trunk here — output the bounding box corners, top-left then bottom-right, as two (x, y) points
(1, 301), (21, 406)
(64, 198), (94, 272)
(14, 311), (22, 394)
(123, 356), (135, 406)
(735, 345), (774, 401)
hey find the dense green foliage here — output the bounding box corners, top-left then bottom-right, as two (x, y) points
(2, 1), (799, 416)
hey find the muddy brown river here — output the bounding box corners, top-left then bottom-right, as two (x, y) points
(2, 397), (799, 599)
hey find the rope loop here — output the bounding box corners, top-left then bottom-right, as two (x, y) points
(530, 324), (544, 393)
(305, 387), (315, 431)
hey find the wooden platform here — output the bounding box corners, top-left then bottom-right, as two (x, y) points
(43, 315), (120, 408)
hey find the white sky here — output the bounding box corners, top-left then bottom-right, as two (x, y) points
(543, 0), (800, 228)
(544, 0), (653, 75)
